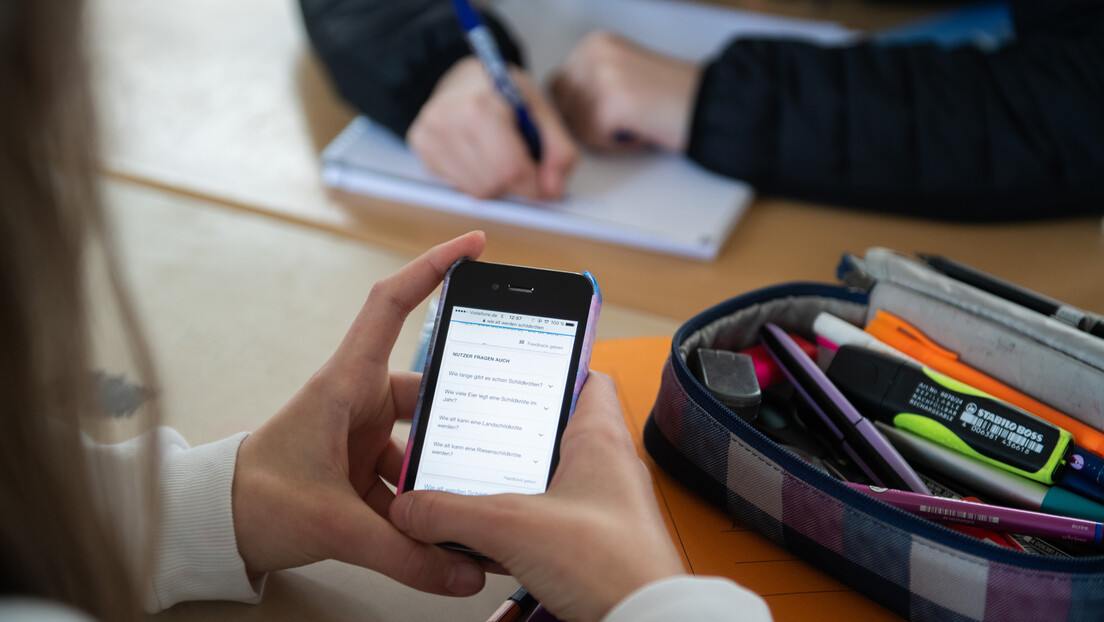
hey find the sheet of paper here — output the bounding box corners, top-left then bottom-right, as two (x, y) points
(497, 0), (856, 77)
(323, 117), (751, 259)
(321, 0), (855, 260)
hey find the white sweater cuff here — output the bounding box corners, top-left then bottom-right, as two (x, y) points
(603, 575), (771, 622)
(145, 431), (265, 611)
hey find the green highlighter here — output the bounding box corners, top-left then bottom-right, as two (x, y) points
(826, 345), (1072, 485)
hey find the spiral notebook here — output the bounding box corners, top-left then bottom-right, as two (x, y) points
(320, 0), (853, 260)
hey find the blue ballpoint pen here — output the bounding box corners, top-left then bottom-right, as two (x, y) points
(450, 0), (542, 161)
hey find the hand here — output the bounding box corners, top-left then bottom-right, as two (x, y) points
(390, 372), (687, 622)
(550, 32), (701, 153)
(230, 231), (489, 596)
(408, 56), (578, 201)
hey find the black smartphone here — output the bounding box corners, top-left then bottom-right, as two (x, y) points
(397, 259), (601, 498)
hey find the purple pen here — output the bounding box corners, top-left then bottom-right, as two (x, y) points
(848, 483), (1104, 547)
(759, 323), (930, 494)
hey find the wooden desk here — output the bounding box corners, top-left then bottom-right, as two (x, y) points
(88, 0), (1103, 620)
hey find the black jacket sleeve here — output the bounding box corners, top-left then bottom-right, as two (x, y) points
(687, 0), (1104, 220)
(298, 0), (524, 138)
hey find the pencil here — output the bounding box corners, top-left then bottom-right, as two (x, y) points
(486, 585), (536, 622)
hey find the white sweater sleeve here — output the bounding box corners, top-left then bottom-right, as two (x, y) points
(602, 576), (772, 622)
(86, 427), (264, 612)
(144, 429), (265, 611)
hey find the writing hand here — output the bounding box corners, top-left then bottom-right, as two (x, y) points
(408, 57), (578, 201)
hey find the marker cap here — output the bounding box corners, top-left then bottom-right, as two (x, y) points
(820, 344), (899, 416)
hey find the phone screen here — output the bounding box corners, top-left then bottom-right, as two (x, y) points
(411, 305), (580, 496)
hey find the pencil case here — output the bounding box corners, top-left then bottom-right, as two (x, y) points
(644, 248), (1104, 622)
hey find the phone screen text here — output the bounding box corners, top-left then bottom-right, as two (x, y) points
(412, 306), (578, 495)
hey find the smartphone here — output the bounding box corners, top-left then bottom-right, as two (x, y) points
(398, 259), (601, 498)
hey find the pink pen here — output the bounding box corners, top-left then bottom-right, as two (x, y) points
(847, 483), (1104, 547)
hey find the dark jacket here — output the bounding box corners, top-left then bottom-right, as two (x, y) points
(299, 0), (1104, 221)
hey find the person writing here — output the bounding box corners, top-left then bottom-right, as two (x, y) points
(0, 1), (770, 619)
(300, 0), (578, 201)
(300, 0), (1104, 220)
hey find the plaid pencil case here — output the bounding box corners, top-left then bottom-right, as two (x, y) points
(644, 248), (1104, 621)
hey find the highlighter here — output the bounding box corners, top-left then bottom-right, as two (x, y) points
(826, 345), (1072, 486)
(864, 310), (1104, 459)
(877, 422), (1104, 524)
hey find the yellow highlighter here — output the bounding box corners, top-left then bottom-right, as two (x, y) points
(864, 310), (1104, 459)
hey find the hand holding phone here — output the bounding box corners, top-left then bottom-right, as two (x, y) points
(230, 232), (491, 597)
(398, 259), (601, 498)
(390, 372), (695, 622)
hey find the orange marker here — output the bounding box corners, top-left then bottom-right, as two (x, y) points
(864, 310), (1104, 459)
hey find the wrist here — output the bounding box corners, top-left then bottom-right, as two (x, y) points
(665, 63), (703, 153)
(584, 545), (686, 621)
(604, 571), (688, 619)
(230, 432), (265, 578)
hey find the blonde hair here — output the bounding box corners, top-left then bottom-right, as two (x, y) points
(0, 0), (159, 618)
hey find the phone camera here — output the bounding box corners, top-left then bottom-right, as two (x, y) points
(491, 283), (500, 291)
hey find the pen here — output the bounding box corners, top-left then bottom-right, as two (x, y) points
(864, 310), (1104, 458)
(847, 483), (1104, 547)
(450, 0), (542, 161)
(486, 585), (537, 622)
(915, 472), (1026, 552)
(759, 323), (930, 494)
(917, 253), (1104, 339)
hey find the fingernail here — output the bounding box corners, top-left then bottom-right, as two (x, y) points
(446, 561), (484, 595)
